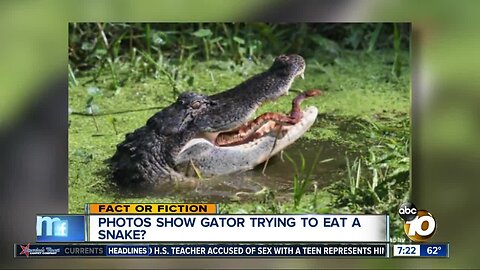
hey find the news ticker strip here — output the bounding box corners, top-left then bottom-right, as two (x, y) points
(392, 244), (449, 258)
(15, 243), (388, 258)
(85, 203), (218, 214)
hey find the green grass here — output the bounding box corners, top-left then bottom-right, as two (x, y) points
(69, 24), (410, 240)
(283, 152), (322, 210)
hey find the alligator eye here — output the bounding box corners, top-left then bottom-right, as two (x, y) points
(279, 55), (288, 60)
(190, 100), (201, 109)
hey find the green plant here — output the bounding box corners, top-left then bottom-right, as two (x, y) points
(392, 23), (402, 79)
(284, 152), (322, 209)
(85, 96), (99, 132)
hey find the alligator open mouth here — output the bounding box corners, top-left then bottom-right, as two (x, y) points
(176, 90), (321, 176)
(207, 89), (321, 147)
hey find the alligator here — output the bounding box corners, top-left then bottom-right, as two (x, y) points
(110, 54), (320, 187)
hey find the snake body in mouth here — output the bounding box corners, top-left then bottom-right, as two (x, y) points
(215, 89), (322, 146)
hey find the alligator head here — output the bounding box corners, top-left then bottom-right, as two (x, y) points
(110, 54), (319, 187)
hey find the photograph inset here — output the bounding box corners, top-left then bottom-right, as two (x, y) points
(68, 23), (410, 240)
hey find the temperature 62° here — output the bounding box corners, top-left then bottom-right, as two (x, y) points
(427, 246), (441, 255)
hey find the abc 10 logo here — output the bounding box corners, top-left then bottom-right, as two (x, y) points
(398, 202), (436, 242)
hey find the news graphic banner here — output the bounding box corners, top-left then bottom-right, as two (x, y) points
(88, 214), (388, 242)
(19, 202), (448, 258)
(35, 204), (388, 243)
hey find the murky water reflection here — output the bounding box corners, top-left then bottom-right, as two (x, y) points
(143, 139), (349, 201)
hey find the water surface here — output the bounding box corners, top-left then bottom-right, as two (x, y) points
(144, 139), (350, 202)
